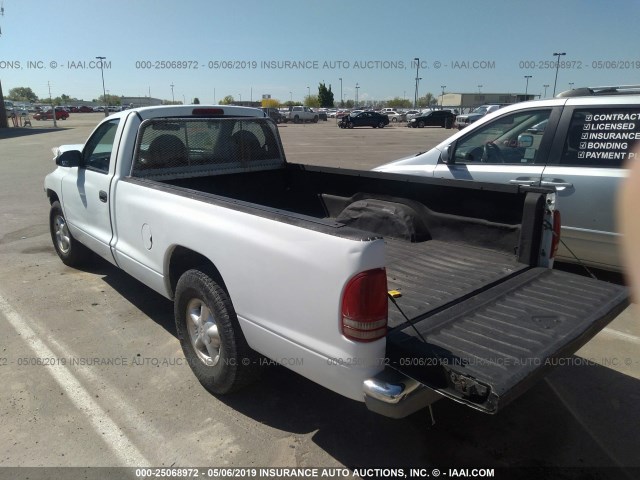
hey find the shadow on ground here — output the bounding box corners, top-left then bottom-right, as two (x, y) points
(0, 127), (70, 139)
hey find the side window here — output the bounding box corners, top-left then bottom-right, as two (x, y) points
(83, 119), (120, 173)
(558, 108), (640, 168)
(453, 109), (551, 164)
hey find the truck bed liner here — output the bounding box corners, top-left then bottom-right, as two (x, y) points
(386, 267), (628, 413)
(385, 239), (526, 329)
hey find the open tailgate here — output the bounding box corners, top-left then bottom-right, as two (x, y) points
(386, 267), (628, 413)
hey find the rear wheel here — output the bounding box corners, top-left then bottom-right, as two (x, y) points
(174, 268), (259, 394)
(378, 121), (385, 129)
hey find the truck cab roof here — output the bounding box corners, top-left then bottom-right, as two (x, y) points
(112, 104), (265, 121)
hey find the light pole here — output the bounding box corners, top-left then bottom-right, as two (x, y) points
(543, 84), (549, 98)
(524, 75), (532, 98)
(413, 57), (419, 109)
(355, 83), (360, 107)
(339, 78), (343, 107)
(440, 85), (446, 108)
(307, 86), (310, 105)
(569, 82), (574, 90)
(170, 83), (175, 103)
(478, 84), (483, 94)
(552, 52), (566, 97)
(96, 56), (108, 117)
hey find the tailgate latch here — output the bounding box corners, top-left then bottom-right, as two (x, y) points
(449, 371), (490, 400)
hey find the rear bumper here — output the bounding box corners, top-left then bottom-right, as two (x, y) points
(363, 368), (441, 418)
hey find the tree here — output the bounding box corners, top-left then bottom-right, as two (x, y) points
(261, 98), (279, 108)
(386, 97), (412, 109)
(193, 97), (200, 104)
(219, 95), (235, 105)
(283, 100), (301, 107)
(8, 87), (38, 103)
(318, 82), (334, 108)
(303, 95), (320, 108)
(417, 93), (438, 108)
(344, 99), (354, 109)
(98, 94), (121, 105)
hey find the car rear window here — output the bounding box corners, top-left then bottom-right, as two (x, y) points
(559, 108), (640, 168)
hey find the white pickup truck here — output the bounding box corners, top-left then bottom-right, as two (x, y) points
(44, 105), (627, 418)
(283, 105), (319, 123)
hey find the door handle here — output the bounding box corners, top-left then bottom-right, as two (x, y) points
(509, 178), (536, 185)
(99, 190), (108, 203)
(540, 180), (573, 189)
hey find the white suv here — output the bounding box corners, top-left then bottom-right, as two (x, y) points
(375, 86), (640, 272)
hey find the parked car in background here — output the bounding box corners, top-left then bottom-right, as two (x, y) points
(375, 86), (640, 272)
(454, 104), (503, 129)
(283, 106), (319, 123)
(339, 111), (389, 129)
(385, 111), (406, 122)
(404, 110), (420, 120)
(78, 105), (94, 113)
(33, 108), (69, 120)
(314, 109), (328, 121)
(407, 110), (455, 128)
(261, 107), (285, 123)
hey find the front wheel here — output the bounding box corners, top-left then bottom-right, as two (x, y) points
(174, 268), (259, 395)
(49, 201), (92, 267)
(417, 120), (425, 128)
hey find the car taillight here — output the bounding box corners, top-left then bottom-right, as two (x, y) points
(341, 268), (388, 342)
(550, 210), (561, 258)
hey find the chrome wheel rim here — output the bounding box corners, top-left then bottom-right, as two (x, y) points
(54, 215), (71, 254)
(186, 298), (221, 366)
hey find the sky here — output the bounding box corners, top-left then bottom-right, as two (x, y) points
(1, 0), (639, 104)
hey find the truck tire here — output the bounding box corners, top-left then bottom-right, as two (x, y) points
(294, 115), (300, 124)
(313, 116), (318, 123)
(49, 201), (92, 267)
(174, 268), (259, 394)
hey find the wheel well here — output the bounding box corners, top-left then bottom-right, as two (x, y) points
(168, 246), (227, 298)
(47, 189), (59, 205)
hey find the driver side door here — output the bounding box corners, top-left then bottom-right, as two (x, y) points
(433, 108), (561, 187)
(60, 118), (121, 263)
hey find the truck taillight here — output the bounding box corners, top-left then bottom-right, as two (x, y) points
(341, 268), (388, 342)
(550, 210), (561, 258)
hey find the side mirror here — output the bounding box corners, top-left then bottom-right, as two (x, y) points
(441, 144), (454, 164)
(56, 149), (82, 167)
(518, 134), (534, 148)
